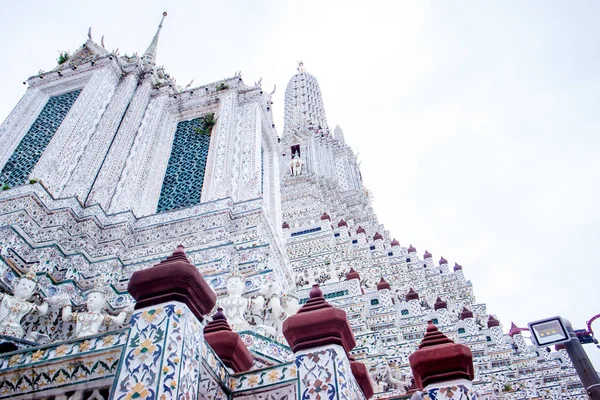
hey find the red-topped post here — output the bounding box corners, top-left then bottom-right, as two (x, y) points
(283, 284), (373, 399)
(409, 321), (475, 399)
(203, 308), (253, 372)
(110, 246), (217, 400)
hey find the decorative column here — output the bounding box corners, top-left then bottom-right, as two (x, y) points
(406, 288), (422, 316)
(460, 307), (477, 335)
(355, 226), (367, 245)
(110, 245), (217, 400)
(283, 284), (373, 399)
(376, 277), (392, 306)
(409, 321), (475, 400)
(372, 232), (384, 251)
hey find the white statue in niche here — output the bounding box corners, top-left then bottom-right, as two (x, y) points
(62, 283), (131, 338)
(219, 272), (250, 331)
(0, 269), (49, 339)
(290, 153), (303, 176)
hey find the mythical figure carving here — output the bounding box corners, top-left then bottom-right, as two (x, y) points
(290, 153), (303, 176)
(0, 269), (48, 339)
(62, 283), (130, 338)
(219, 271), (250, 331)
(370, 361), (406, 393)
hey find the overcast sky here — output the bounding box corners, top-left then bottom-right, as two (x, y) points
(1, 1), (599, 367)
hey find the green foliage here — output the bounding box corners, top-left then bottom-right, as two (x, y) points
(503, 384), (513, 392)
(29, 179), (38, 184)
(2, 184), (10, 191)
(193, 113), (216, 136)
(216, 82), (229, 91)
(57, 51), (70, 65)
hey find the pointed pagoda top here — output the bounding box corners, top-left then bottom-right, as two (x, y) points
(142, 11), (167, 66)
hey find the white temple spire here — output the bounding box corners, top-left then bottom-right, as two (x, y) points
(142, 11), (167, 66)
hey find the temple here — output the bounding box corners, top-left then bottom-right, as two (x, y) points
(0, 14), (587, 400)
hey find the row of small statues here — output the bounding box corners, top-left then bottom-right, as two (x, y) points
(0, 271), (133, 341)
(219, 272), (299, 339)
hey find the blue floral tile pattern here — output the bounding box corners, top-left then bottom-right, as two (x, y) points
(157, 117), (211, 213)
(0, 90), (81, 187)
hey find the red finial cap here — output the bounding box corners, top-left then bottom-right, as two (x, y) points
(373, 232), (383, 241)
(409, 321), (474, 388)
(346, 268), (360, 281)
(454, 262), (463, 271)
(203, 308), (253, 372)
(356, 226), (366, 234)
(282, 221), (290, 229)
(320, 212), (331, 221)
(434, 297), (447, 310)
(282, 284), (356, 353)
(377, 277), (391, 291)
(423, 250), (432, 259)
(405, 287), (419, 301)
(337, 219), (348, 228)
(408, 244), (416, 253)
(460, 307), (474, 320)
(391, 238), (400, 247)
(487, 315), (500, 328)
(439, 256), (448, 265)
(128, 246), (216, 322)
(509, 322), (523, 337)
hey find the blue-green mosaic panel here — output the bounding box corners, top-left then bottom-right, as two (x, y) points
(0, 90), (81, 187)
(157, 117), (211, 213)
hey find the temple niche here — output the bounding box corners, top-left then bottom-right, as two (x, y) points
(0, 12), (587, 400)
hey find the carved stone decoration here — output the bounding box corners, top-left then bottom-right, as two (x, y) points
(62, 282), (129, 338)
(0, 270), (48, 339)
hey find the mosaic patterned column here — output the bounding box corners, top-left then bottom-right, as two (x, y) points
(421, 378), (476, 400)
(294, 344), (366, 400)
(110, 301), (204, 400)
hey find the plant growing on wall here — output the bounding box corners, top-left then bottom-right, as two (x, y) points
(216, 82), (229, 91)
(2, 184), (10, 191)
(57, 51), (70, 65)
(193, 113), (216, 136)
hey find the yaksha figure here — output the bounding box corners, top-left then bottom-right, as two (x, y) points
(62, 283), (129, 338)
(290, 153), (303, 176)
(0, 268), (49, 339)
(219, 271), (250, 331)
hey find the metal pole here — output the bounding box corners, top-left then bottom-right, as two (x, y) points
(564, 324), (600, 398)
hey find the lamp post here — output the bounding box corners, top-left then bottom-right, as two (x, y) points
(564, 323), (600, 398)
(528, 316), (600, 398)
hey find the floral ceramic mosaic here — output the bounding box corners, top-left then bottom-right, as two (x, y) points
(112, 302), (204, 400)
(0, 328), (127, 398)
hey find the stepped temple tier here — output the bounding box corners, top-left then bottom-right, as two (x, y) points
(0, 14), (586, 400)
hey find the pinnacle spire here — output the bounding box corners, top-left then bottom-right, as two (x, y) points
(142, 11), (167, 66)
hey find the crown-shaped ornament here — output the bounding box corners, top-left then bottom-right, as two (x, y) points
(22, 264), (39, 283)
(89, 276), (108, 295)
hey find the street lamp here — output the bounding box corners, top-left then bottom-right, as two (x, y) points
(528, 316), (600, 398)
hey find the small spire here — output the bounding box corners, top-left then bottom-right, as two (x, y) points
(297, 60), (306, 73)
(142, 11), (167, 65)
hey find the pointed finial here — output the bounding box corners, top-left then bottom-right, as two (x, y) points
(101, 35), (105, 49)
(297, 61), (305, 73)
(87, 27), (92, 41)
(142, 11), (168, 66)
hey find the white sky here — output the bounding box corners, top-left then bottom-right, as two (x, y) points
(1, 1), (599, 367)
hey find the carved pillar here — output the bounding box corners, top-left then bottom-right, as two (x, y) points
(63, 72), (138, 202)
(110, 246), (216, 400)
(33, 67), (120, 195)
(87, 77), (152, 211)
(409, 321), (475, 400)
(283, 284), (373, 399)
